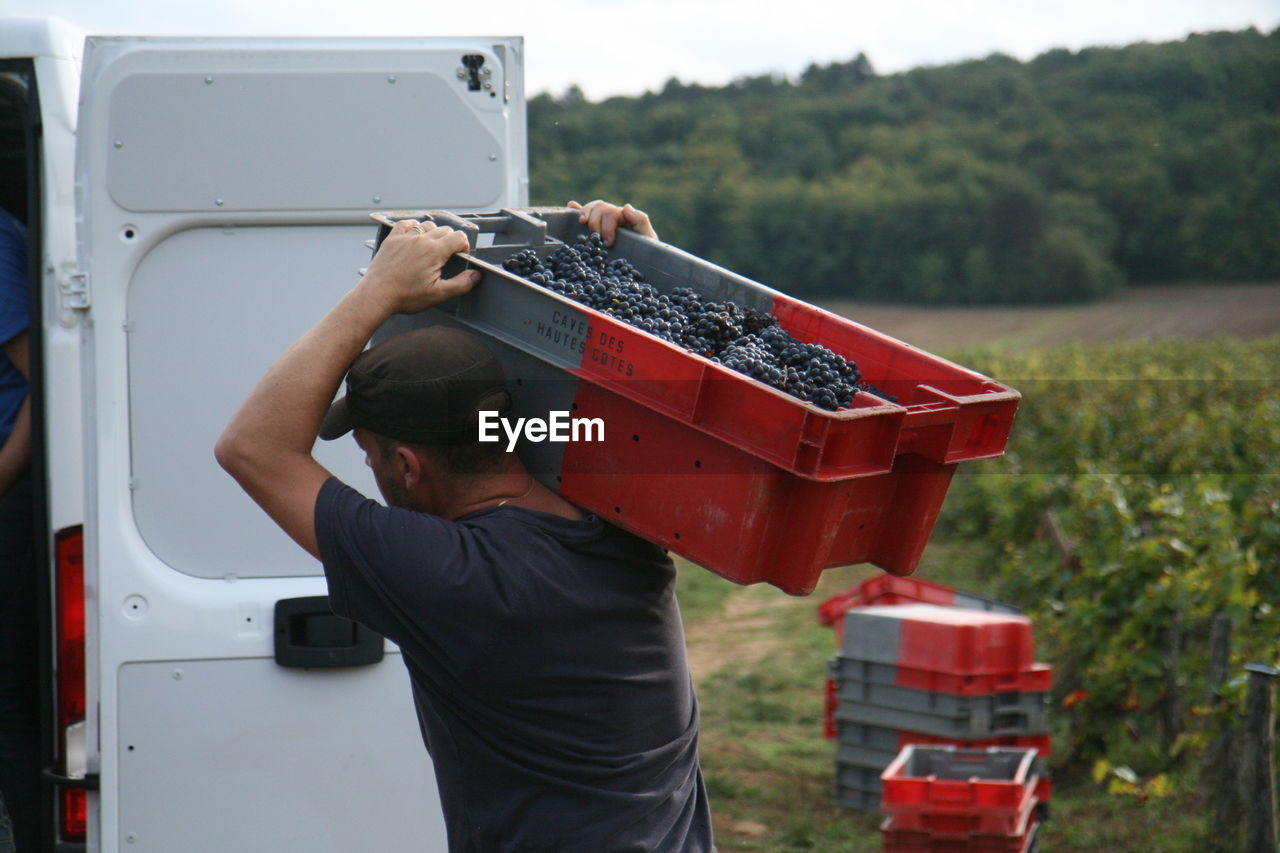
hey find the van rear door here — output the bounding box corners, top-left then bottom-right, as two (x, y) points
(75, 35), (526, 852)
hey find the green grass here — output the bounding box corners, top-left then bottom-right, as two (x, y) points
(674, 556), (737, 624)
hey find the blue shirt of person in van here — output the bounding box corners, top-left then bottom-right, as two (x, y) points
(0, 207), (27, 447)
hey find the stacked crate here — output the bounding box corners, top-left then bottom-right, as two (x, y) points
(818, 575), (1028, 741)
(880, 746), (1044, 852)
(828, 604), (1052, 814)
(818, 575), (1023, 652)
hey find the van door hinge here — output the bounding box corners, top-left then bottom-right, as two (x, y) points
(62, 272), (90, 311)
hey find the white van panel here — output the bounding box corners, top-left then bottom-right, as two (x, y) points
(127, 224), (378, 579)
(107, 70), (506, 213)
(118, 657), (443, 852)
(34, 43), (85, 533)
(0, 15), (83, 62)
(76, 34), (526, 851)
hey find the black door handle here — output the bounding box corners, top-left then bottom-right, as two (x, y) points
(274, 596), (384, 668)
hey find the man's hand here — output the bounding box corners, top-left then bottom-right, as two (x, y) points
(360, 220), (480, 315)
(567, 200), (658, 247)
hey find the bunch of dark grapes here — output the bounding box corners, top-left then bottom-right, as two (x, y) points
(501, 233), (897, 409)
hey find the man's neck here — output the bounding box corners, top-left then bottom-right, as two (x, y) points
(447, 468), (583, 522)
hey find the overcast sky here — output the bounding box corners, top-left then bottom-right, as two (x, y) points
(8, 0), (1280, 100)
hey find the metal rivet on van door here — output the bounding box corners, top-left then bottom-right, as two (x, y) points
(387, 74), (397, 84)
(126, 833), (137, 843)
(123, 595), (148, 621)
(373, 195), (382, 204)
(489, 153), (497, 162)
(113, 139), (123, 149)
(172, 669), (183, 680)
(215, 198), (224, 207)
(205, 76), (214, 84)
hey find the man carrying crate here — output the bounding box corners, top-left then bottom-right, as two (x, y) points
(216, 201), (715, 852)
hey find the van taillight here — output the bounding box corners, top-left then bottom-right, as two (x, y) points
(55, 526), (87, 842)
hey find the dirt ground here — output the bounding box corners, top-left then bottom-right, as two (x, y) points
(684, 587), (793, 683)
(821, 282), (1280, 353)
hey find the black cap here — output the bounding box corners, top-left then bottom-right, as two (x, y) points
(320, 326), (511, 445)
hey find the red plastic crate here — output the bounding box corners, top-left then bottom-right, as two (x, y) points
(897, 732), (1053, 761)
(825, 676), (839, 740)
(818, 575), (1021, 646)
(843, 606), (1037, 676)
(880, 746), (1039, 813)
(894, 664), (1053, 697)
(881, 812), (1038, 853)
(372, 208), (1021, 594)
(819, 576), (966, 627)
(556, 387), (958, 592)
(883, 791), (1038, 837)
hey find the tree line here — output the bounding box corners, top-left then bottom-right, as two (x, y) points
(528, 28), (1280, 304)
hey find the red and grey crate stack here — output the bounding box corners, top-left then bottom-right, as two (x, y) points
(817, 575), (1052, 839)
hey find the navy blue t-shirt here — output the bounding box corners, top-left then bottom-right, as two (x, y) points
(314, 477), (715, 852)
(0, 208), (28, 447)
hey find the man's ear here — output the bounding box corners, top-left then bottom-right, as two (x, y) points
(394, 440), (424, 489)
(394, 440), (445, 489)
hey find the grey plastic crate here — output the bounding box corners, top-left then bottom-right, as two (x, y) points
(841, 738), (1052, 781)
(954, 590), (1022, 615)
(837, 741), (899, 773)
(828, 654), (1053, 697)
(839, 604), (1034, 674)
(834, 757), (885, 813)
(833, 781), (881, 812)
(835, 720), (1053, 763)
(372, 207), (779, 368)
(828, 656), (899, 685)
(836, 721), (905, 754)
(896, 745), (1035, 783)
(836, 759), (887, 791)
(835, 675), (1049, 720)
(834, 696), (1049, 739)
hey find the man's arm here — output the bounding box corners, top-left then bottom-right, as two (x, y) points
(215, 220), (479, 559)
(0, 329), (30, 495)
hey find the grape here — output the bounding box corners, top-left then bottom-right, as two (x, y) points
(501, 233), (898, 409)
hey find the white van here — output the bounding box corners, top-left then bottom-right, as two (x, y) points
(2, 18), (528, 851)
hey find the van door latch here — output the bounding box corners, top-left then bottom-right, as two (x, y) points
(62, 272), (90, 311)
(457, 54), (493, 93)
(41, 766), (100, 790)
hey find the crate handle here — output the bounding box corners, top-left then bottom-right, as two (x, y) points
(422, 210), (480, 253)
(368, 211), (480, 280)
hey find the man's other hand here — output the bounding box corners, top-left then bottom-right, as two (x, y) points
(361, 219), (481, 315)
(567, 200), (658, 247)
